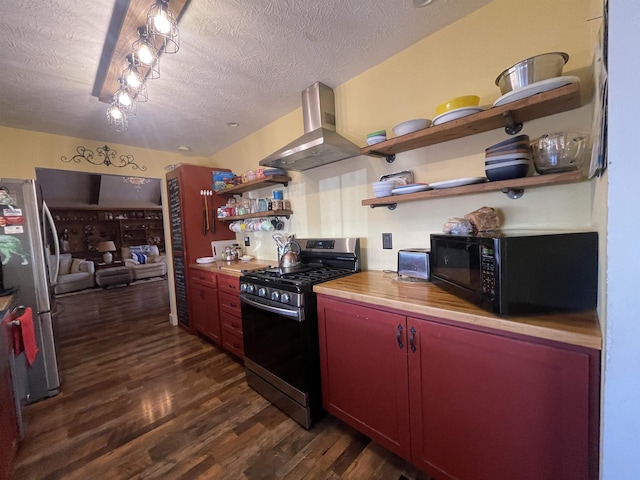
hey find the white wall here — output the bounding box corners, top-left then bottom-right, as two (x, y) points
(602, 0), (640, 478)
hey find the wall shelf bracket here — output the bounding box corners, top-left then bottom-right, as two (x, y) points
(502, 187), (524, 199)
(502, 111), (523, 135)
(370, 203), (397, 210)
(385, 154), (396, 163)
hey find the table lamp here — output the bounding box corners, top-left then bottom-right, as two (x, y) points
(97, 241), (117, 264)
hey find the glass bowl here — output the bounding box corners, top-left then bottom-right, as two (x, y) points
(530, 132), (589, 174)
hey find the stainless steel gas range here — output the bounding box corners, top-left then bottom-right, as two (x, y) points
(239, 238), (360, 429)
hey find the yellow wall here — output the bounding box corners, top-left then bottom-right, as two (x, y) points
(0, 0), (605, 317)
(211, 0), (602, 271)
(0, 126), (211, 179)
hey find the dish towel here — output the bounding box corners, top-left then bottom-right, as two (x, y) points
(10, 307), (39, 366)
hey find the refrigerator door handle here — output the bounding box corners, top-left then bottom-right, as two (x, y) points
(42, 200), (59, 284)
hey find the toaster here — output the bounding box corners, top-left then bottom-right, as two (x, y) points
(397, 248), (430, 280)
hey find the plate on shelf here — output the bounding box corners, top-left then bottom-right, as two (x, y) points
(391, 183), (432, 195)
(492, 76), (580, 107)
(432, 106), (485, 126)
(428, 177), (487, 189)
(196, 256), (216, 264)
(262, 168), (287, 176)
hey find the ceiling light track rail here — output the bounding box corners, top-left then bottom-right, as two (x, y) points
(97, 0), (189, 132)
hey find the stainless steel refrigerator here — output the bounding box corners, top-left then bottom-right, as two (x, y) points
(0, 178), (61, 405)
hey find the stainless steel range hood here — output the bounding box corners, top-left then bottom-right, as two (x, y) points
(259, 82), (360, 171)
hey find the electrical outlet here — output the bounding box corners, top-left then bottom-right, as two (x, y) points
(382, 233), (393, 249)
(244, 236), (250, 247)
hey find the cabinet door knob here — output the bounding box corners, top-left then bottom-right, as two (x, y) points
(396, 324), (404, 350)
(409, 326), (417, 353)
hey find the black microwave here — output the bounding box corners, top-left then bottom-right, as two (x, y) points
(430, 231), (598, 315)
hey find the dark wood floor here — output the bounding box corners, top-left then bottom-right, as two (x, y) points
(12, 280), (432, 480)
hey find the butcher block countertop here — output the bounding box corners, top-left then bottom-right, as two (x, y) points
(0, 295), (14, 314)
(190, 259), (274, 277)
(314, 271), (602, 350)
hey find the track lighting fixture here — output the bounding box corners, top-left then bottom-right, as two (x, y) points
(101, 0), (184, 132)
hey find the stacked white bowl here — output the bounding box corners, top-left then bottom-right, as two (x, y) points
(372, 180), (396, 198)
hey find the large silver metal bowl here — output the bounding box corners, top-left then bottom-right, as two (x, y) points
(495, 52), (569, 95)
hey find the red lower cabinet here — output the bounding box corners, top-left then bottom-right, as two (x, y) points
(218, 274), (244, 360)
(317, 297), (410, 459)
(1, 315), (19, 480)
(317, 295), (599, 480)
(408, 318), (595, 480)
(189, 269), (221, 343)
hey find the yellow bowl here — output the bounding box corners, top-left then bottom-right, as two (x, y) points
(435, 95), (480, 116)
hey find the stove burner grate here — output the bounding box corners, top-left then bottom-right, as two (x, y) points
(247, 265), (356, 286)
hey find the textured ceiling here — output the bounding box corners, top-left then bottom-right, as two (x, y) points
(0, 0), (492, 158)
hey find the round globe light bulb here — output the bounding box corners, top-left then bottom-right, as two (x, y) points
(153, 11), (172, 34)
(109, 107), (123, 120)
(125, 70), (142, 89)
(138, 44), (155, 65)
(118, 90), (133, 106)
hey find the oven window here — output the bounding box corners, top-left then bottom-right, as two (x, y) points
(242, 302), (306, 392)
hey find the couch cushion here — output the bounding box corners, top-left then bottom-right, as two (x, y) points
(59, 254), (72, 275)
(130, 245), (159, 255)
(70, 258), (84, 273)
(58, 272), (90, 285)
(131, 252), (147, 264)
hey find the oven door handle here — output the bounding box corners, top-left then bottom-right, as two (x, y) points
(240, 295), (304, 321)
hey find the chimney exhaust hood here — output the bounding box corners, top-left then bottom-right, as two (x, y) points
(259, 82), (360, 171)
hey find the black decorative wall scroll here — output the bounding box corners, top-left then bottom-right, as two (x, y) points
(61, 145), (147, 171)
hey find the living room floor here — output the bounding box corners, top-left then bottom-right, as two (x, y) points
(13, 279), (432, 479)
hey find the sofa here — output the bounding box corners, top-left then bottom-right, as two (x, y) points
(121, 245), (167, 281)
(52, 253), (95, 294)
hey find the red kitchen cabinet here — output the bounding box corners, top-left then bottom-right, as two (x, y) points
(218, 274), (244, 359)
(317, 297), (411, 459)
(316, 295), (599, 480)
(166, 164), (234, 332)
(189, 269), (221, 344)
(408, 317), (596, 480)
(1, 305), (20, 480)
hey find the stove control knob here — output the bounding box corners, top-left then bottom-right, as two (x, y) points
(280, 293), (290, 304)
(258, 287), (267, 297)
(246, 284), (255, 295)
(240, 283), (247, 292)
(271, 291), (280, 302)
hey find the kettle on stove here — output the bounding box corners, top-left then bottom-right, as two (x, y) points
(279, 239), (301, 268)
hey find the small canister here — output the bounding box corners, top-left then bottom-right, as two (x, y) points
(273, 189), (284, 200)
(272, 199), (283, 211)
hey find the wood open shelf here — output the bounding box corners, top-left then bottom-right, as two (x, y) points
(218, 209), (293, 221)
(219, 175), (291, 195)
(362, 171), (586, 208)
(360, 82), (582, 159)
